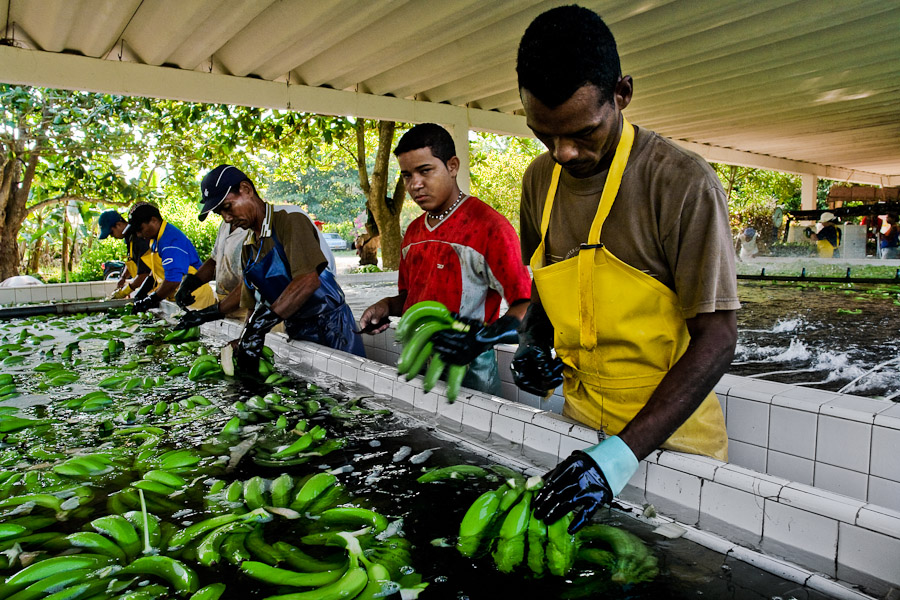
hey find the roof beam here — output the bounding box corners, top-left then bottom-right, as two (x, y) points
(0, 45), (896, 188)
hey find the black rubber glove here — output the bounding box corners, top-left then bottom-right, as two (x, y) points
(804, 226), (813, 238)
(175, 304), (224, 331)
(236, 305), (282, 375)
(133, 293), (161, 313)
(133, 276), (155, 300)
(431, 314), (521, 365)
(510, 303), (564, 396)
(532, 451), (613, 534)
(174, 273), (204, 309)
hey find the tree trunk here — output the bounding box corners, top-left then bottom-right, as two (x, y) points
(27, 236), (43, 274)
(353, 120), (406, 271)
(61, 218), (69, 283)
(0, 139), (40, 281)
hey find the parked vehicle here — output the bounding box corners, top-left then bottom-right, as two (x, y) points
(322, 232), (348, 251)
(102, 260), (126, 280)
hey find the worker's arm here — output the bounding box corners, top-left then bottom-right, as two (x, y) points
(618, 309), (736, 459)
(216, 285), (242, 315)
(358, 290), (408, 334)
(269, 272), (321, 319)
(192, 258), (216, 284)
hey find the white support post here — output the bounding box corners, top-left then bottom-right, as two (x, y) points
(445, 120), (471, 194)
(801, 174), (818, 211)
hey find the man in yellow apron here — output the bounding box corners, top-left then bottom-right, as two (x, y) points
(810, 212), (841, 258)
(513, 6), (740, 533)
(98, 210), (152, 299)
(127, 204), (216, 313)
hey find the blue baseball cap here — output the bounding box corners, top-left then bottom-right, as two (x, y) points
(199, 165), (250, 221)
(98, 210), (125, 239)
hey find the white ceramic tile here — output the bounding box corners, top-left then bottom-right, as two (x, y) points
(836, 523), (900, 591)
(499, 381), (518, 403)
(557, 435), (591, 460)
(313, 353), (329, 372)
(699, 480), (764, 544)
(767, 450), (814, 485)
(523, 423), (561, 459)
(29, 286), (48, 303)
(726, 396), (770, 446)
(619, 459), (648, 504)
(531, 412), (576, 436)
(392, 381), (415, 405)
(714, 373), (742, 397)
(761, 499), (838, 576)
(816, 414), (871, 472)
(0, 289), (15, 304)
(568, 423), (600, 444)
(856, 506), (900, 538)
(870, 425), (900, 482)
(813, 462), (868, 502)
(777, 483), (865, 523)
(491, 414), (524, 446)
(727, 379), (792, 404)
(91, 282), (107, 297)
(461, 404), (492, 434)
(713, 463), (785, 498)
(657, 451), (721, 480)
(497, 350), (513, 384)
(13, 288), (32, 303)
(340, 362), (359, 382)
(498, 402), (542, 423)
(356, 369), (375, 391)
(516, 389), (542, 409)
(727, 439), (767, 472)
(771, 385), (840, 412)
(435, 396), (465, 431)
(873, 403), (900, 430)
(645, 463), (702, 525)
(768, 405), (817, 459)
(541, 395), (565, 414)
(61, 285), (77, 300)
(868, 476), (900, 512)
(821, 394), (893, 423)
(373, 375), (393, 397)
(413, 387), (439, 414)
(718, 394), (726, 422)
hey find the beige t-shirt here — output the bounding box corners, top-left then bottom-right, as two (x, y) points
(520, 126), (740, 319)
(212, 221), (248, 299)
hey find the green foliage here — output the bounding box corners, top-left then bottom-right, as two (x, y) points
(769, 242), (815, 257)
(72, 238), (122, 282)
(157, 197), (220, 259)
(470, 133), (544, 232)
(321, 221), (356, 245)
(350, 264), (383, 274)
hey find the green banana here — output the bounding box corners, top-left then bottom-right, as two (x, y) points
(318, 507), (389, 533)
(289, 473), (337, 513)
(167, 508), (271, 551)
(417, 464), (490, 483)
(397, 320), (452, 374)
(270, 474), (293, 508)
(260, 565), (368, 600)
(492, 491), (532, 573)
(546, 512), (577, 577)
(240, 561), (346, 587)
(143, 470), (187, 489)
(221, 531), (252, 565)
(457, 488), (503, 557)
(5, 554), (116, 586)
(446, 363), (468, 402)
(422, 353), (446, 391)
(576, 523), (659, 584)
(270, 426), (326, 458)
(90, 515), (141, 561)
(117, 556), (199, 595)
(196, 522), (252, 567)
(243, 476), (267, 510)
(189, 583), (226, 600)
(396, 301), (452, 342)
(124, 510), (161, 551)
(526, 509), (548, 576)
(272, 541), (347, 573)
(64, 531), (128, 561)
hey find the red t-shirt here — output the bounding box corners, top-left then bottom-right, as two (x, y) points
(399, 196), (532, 323)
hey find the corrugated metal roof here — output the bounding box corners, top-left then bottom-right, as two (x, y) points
(2, 0), (898, 178)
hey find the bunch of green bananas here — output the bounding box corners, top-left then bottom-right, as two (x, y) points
(453, 472), (659, 584)
(396, 301), (468, 402)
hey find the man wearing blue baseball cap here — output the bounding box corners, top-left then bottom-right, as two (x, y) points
(127, 204), (216, 312)
(97, 210), (151, 299)
(182, 164), (362, 374)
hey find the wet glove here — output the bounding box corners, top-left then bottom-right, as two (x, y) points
(110, 285), (132, 300)
(175, 304), (223, 331)
(510, 303), (564, 396)
(804, 226), (813, 238)
(431, 314), (521, 365)
(533, 436), (639, 534)
(236, 305), (282, 375)
(133, 293), (161, 312)
(174, 273), (204, 309)
(133, 276), (155, 300)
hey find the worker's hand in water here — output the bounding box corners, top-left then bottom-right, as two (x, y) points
(175, 304), (223, 331)
(236, 305), (282, 375)
(533, 436), (639, 533)
(432, 314), (521, 365)
(510, 343), (564, 396)
(109, 285), (132, 300)
(174, 273), (203, 309)
(133, 293), (161, 313)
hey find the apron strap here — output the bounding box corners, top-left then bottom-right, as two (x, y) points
(577, 118), (635, 349)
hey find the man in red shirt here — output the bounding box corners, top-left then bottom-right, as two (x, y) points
(359, 123), (531, 394)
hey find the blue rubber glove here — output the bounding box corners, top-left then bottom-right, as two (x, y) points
(532, 436), (639, 533)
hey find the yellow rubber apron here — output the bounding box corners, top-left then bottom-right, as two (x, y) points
(530, 118), (728, 460)
(144, 221), (216, 310)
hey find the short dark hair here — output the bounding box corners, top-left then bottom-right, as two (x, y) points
(517, 5), (621, 108)
(394, 123), (456, 164)
(129, 204), (162, 229)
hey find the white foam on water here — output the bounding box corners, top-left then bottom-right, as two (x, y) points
(768, 339), (811, 362)
(771, 318), (804, 333)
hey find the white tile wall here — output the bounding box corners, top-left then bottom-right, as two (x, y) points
(814, 462), (869, 500)
(836, 523), (900, 596)
(645, 463), (702, 525)
(870, 424), (900, 482)
(761, 499), (839, 576)
(768, 405), (817, 459)
(726, 396), (770, 447)
(868, 476), (900, 512)
(816, 414), (871, 472)
(728, 439), (768, 472)
(767, 449), (814, 485)
(699, 481), (764, 545)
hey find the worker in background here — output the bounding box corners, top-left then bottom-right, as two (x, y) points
(879, 213), (899, 259)
(808, 212), (841, 258)
(737, 226), (760, 261)
(358, 124), (531, 395)
(172, 221), (250, 328)
(513, 5), (739, 533)
(196, 165), (362, 373)
(98, 210), (151, 299)
(127, 204), (216, 312)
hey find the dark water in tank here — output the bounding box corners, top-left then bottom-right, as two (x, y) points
(732, 281), (900, 400)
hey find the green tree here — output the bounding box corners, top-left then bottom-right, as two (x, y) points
(470, 133), (544, 231)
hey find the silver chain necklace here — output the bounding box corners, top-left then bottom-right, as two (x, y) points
(428, 190), (464, 221)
